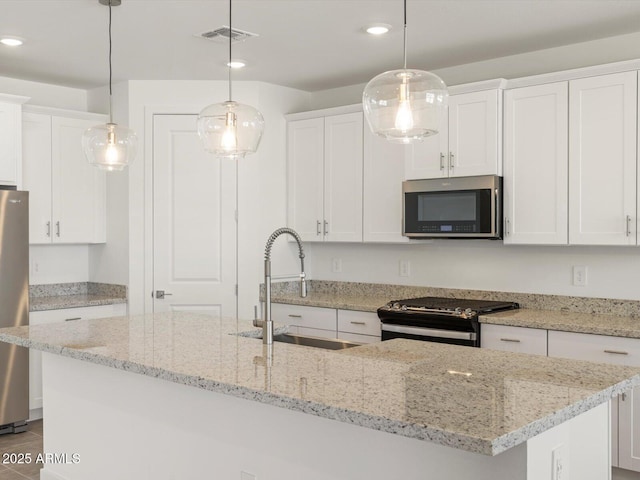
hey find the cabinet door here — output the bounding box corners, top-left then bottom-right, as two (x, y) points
(324, 112), (363, 242)
(22, 113), (53, 244)
(404, 114), (448, 179)
(51, 116), (106, 244)
(569, 72), (637, 245)
(619, 386), (640, 471)
(448, 90), (500, 177)
(503, 83), (568, 245)
(363, 129), (409, 243)
(287, 118), (325, 242)
(0, 101), (22, 187)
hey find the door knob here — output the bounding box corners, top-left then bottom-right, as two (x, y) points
(155, 290), (173, 299)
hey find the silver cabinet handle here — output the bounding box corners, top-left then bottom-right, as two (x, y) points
(626, 215), (632, 237)
(449, 152), (455, 170)
(316, 220), (322, 236)
(622, 392), (628, 401)
(288, 314), (302, 318)
(56, 221), (60, 237)
(505, 218), (510, 236)
(604, 349), (629, 355)
(439, 153), (445, 170)
(155, 290), (173, 299)
(65, 317), (82, 321)
(500, 338), (521, 343)
(324, 220), (328, 236)
(350, 321), (366, 325)
(46, 221), (51, 237)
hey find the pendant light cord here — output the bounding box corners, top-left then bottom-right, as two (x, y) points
(402, 0), (407, 70)
(228, 0), (232, 101)
(108, 0), (113, 123)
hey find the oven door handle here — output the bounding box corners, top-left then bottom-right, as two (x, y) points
(381, 324), (477, 342)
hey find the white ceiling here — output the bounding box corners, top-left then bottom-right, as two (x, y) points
(3, 0), (640, 92)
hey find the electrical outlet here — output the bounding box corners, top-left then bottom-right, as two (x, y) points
(399, 260), (411, 277)
(572, 265), (587, 286)
(552, 444), (567, 480)
(331, 258), (342, 273)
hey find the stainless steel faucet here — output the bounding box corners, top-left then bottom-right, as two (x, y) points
(260, 227), (307, 345)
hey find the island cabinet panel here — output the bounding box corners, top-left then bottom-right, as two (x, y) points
(503, 82), (569, 245)
(270, 303), (337, 337)
(28, 303), (126, 420)
(548, 330), (640, 471)
(22, 110), (107, 244)
(480, 324), (547, 356)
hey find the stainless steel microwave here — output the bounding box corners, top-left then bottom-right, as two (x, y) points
(402, 175), (502, 239)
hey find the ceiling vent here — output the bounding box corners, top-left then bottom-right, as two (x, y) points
(197, 26), (258, 44)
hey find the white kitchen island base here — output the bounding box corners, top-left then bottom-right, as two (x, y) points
(39, 352), (610, 480)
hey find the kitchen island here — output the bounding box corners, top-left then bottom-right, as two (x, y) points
(0, 312), (639, 480)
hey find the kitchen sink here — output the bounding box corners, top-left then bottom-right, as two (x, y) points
(271, 333), (362, 350)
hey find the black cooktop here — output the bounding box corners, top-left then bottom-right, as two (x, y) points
(380, 296), (519, 315)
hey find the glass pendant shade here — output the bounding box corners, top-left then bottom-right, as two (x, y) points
(363, 68), (448, 143)
(197, 100), (264, 159)
(82, 123), (137, 172)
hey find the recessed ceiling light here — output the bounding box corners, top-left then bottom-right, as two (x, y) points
(0, 37), (23, 47)
(365, 24), (391, 35)
(227, 60), (246, 69)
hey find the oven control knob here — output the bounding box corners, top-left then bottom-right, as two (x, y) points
(401, 305), (408, 311)
(393, 302), (401, 309)
(465, 308), (473, 315)
(454, 307), (462, 314)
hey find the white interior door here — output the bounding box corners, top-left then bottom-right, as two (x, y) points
(153, 114), (237, 317)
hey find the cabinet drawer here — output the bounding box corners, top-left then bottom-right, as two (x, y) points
(292, 326), (337, 339)
(338, 310), (380, 337)
(271, 304), (337, 331)
(548, 331), (640, 367)
(481, 324), (547, 356)
(30, 303), (126, 324)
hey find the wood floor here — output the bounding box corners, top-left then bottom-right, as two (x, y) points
(0, 421), (43, 480)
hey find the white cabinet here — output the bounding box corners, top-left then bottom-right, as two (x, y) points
(0, 94), (29, 187)
(503, 82), (569, 245)
(569, 72), (637, 246)
(271, 303), (381, 343)
(271, 303), (337, 338)
(29, 303), (126, 419)
(548, 330), (640, 471)
(405, 89), (502, 180)
(287, 111), (363, 242)
(23, 109), (107, 244)
(480, 324), (547, 355)
(337, 309), (381, 343)
(363, 129), (410, 243)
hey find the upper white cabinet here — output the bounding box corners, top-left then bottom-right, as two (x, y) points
(0, 94), (29, 188)
(569, 71), (637, 246)
(363, 129), (409, 243)
(503, 82), (569, 245)
(287, 109), (363, 243)
(23, 109), (107, 244)
(405, 89), (502, 179)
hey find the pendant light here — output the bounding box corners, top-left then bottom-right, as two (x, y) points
(82, 0), (137, 172)
(362, 0), (448, 144)
(197, 0), (264, 159)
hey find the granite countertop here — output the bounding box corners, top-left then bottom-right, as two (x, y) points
(29, 282), (127, 312)
(1, 312), (639, 456)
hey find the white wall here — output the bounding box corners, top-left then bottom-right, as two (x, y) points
(123, 80), (310, 315)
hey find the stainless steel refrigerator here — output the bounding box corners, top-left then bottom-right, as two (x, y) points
(0, 189), (29, 433)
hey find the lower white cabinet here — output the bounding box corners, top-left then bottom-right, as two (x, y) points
(29, 303), (127, 419)
(270, 303), (381, 343)
(481, 324), (547, 355)
(548, 330), (640, 471)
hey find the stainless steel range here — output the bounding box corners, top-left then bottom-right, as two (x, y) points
(377, 297), (519, 347)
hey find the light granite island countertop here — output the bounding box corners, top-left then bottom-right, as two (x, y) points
(0, 312), (638, 480)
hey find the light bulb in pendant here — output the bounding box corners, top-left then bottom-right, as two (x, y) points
(394, 77), (414, 132)
(221, 111), (238, 151)
(105, 126), (119, 165)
